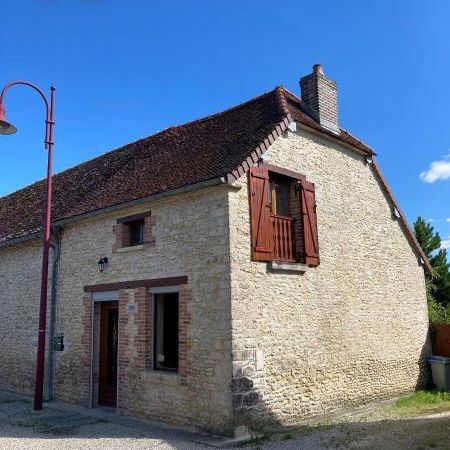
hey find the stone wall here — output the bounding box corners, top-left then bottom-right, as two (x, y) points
(0, 126), (432, 436)
(0, 185), (234, 434)
(0, 239), (52, 394)
(228, 128), (431, 430)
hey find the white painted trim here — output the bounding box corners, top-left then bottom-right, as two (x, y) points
(92, 291), (119, 302)
(148, 285), (180, 294)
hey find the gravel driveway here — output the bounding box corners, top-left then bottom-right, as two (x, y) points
(1, 391), (449, 449)
(0, 392), (214, 449)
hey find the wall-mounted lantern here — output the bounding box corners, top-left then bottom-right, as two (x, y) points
(97, 257), (109, 273)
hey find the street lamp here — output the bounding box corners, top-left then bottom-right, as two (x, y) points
(0, 81), (55, 411)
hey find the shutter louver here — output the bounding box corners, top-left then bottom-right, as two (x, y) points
(301, 180), (320, 266)
(248, 166), (273, 261)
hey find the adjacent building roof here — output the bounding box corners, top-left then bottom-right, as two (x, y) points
(0, 86), (431, 273)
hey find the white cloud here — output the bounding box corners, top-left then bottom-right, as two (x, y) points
(446, 218), (450, 223)
(426, 218), (436, 223)
(420, 155), (450, 183)
(441, 238), (450, 250)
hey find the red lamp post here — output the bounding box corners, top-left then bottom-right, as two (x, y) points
(0, 81), (55, 411)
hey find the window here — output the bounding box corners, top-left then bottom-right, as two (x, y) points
(248, 165), (320, 266)
(153, 292), (179, 371)
(269, 176), (290, 217)
(128, 219), (144, 246)
(113, 211), (154, 252)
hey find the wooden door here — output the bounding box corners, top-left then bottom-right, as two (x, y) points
(98, 302), (118, 407)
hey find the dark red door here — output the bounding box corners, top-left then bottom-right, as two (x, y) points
(98, 302), (118, 407)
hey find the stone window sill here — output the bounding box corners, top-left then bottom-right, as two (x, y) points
(144, 370), (180, 386)
(269, 261), (309, 272)
(116, 243), (153, 253)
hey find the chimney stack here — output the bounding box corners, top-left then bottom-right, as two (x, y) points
(300, 64), (340, 134)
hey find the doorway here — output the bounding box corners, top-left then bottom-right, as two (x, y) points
(98, 301), (118, 407)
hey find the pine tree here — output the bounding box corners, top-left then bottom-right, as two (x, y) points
(414, 216), (450, 306)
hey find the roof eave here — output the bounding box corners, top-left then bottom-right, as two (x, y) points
(0, 176), (236, 248)
(370, 158), (433, 275)
(296, 122), (374, 157)
(225, 115), (292, 183)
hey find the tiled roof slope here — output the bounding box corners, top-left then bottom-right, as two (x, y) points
(0, 88), (286, 244)
(0, 86), (431, 274)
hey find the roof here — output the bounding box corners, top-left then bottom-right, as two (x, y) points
(0, 86), (431, 273)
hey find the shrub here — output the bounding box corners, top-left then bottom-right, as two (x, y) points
(428, 298), (450, 324)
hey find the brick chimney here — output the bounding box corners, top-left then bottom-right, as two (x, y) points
(300, 64), (340, 134)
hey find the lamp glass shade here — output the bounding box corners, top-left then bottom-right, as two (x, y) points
(0, 119), (17, 135)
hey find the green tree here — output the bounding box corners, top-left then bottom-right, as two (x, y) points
(414, 216), (450, 307)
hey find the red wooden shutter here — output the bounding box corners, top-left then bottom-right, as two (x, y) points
(248, 166), (273, 261)
(301, 180), (320, 266)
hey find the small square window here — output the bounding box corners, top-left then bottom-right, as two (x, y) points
(128, 219), (144, 246)
(153, 292), (179, 372)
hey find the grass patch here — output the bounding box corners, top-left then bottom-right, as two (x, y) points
(282, 432), (294, 440)
(239, 433), (271, 448)
(393, 390), (450, 416)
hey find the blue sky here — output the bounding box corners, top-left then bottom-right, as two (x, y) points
(1, 0), (450, 249)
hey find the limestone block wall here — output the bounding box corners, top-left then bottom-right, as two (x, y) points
(228, 128), (431, 430)
(54, 185), (233, 432)
(1, 185), (234, 434)
(0, 239), (52, 394)
(0, 126), (432, 436)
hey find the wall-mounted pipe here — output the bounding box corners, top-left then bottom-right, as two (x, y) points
(46, 226), (61, 401)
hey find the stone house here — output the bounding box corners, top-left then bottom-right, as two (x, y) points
(0, 65), (432, 436)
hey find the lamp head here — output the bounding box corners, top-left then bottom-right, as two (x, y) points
(97, 257), (109, 273)
(0, 104), (17, 135)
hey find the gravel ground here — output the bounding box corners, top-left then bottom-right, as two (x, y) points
(259, 413), (450, 450)
(0, 392), (211, 450)
(0, 392), (449, 449)
(0, 420), (208, 450)
(257, 407), (450, 450)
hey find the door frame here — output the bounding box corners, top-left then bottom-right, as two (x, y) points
(98, 301), (119, 407)
(90, 291), (119, 411)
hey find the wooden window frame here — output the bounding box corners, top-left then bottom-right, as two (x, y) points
(128, 219), (145, 247)
(116, 211), (151, 224)
(249, 164), (320, 267)
(263, 164), (306, 184)
(114, 211), (154, 251)
(152, 291), (180, 373)
(269, 174), (292, 218)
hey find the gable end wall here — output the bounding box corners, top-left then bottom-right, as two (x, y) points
(228, 129), (431, 430)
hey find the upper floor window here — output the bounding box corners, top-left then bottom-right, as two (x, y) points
(113, 211), (155, 252)
(269, 176), (290, 217)
(248, 164), (320, 266)
(128, 219), (144, 246)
